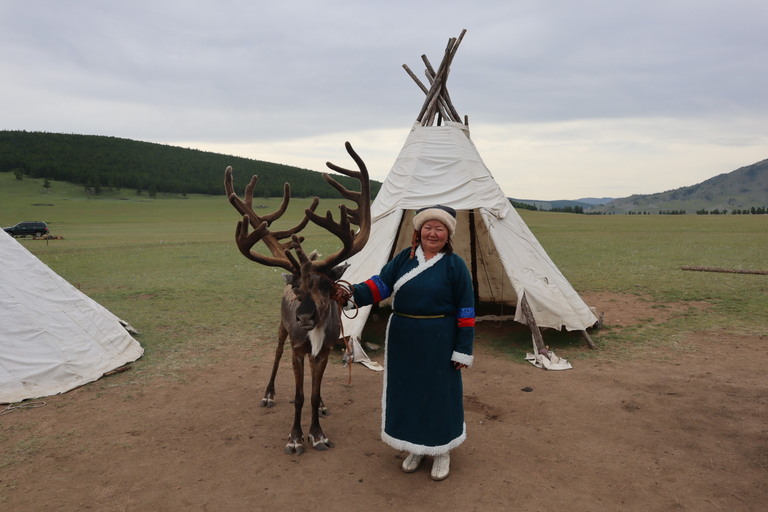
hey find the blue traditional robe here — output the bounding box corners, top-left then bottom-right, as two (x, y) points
(351, 245), (475, 455)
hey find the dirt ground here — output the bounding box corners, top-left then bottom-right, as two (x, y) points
(2, 293), (766, 512)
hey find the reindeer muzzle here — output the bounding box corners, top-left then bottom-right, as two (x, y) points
(296, 299), (318, 330)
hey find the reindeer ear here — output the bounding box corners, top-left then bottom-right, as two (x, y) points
(281, 272), (295, 285)
(328, 262), (350, 282)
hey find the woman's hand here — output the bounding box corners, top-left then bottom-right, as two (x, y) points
(453, 362), (468, 370)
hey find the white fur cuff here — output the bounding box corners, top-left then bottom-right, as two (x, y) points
(451, 351), (474, 367)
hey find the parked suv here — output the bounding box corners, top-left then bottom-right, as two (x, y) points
(3, 221), (50, 238)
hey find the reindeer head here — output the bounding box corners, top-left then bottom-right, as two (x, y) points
(283, 255), (350, 331)
(225, 142), (371, 331)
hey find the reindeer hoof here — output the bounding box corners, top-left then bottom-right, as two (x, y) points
(309, 434), (333, 451)
(318, 405), (329, 416)
(284, 438), (305, 455)
(284, 443), (305, 455)
(261, 398), (275, 408)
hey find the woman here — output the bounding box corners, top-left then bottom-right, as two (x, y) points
(346, 205), (475, 481)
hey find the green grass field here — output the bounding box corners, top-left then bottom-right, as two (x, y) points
(2, 172), (766, 375)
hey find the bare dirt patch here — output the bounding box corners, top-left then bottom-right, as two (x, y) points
(2, 293), (766, 511)
(579, 291), (711, 328)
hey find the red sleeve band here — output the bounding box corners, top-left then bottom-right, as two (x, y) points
(364, 279), (382, 303)
(458, 317), (475, 328)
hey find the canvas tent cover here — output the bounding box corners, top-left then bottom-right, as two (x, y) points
(341, 121), (597, 360)
(1, 232), (143, 403)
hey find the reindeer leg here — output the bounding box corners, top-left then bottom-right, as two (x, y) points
(318, 384), (328, 417)
(308, 350), (333, 451)
(262, 323), (288, 408)
(285, 348), (306, 455)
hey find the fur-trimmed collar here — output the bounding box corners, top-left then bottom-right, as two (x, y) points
(391, 246), (443, 306)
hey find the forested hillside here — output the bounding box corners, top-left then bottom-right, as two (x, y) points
(0, 131), (381, 198)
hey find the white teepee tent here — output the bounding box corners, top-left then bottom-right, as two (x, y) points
(341, 31), (597, 369)
(0, 232), (144, 403)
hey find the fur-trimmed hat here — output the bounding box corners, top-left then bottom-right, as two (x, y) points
(413, 205), (457, 237)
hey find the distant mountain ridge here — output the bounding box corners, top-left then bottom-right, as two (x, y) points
(577, 197), (616, 206)
(510, 198), (611, 211)
(513, 159), (767, 214)
(593, 159), (768, 214)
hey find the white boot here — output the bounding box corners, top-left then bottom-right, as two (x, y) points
(431, 453), (450, 481)
(401, 453), (424, 473)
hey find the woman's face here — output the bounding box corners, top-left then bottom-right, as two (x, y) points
(420, 219), (449, 254)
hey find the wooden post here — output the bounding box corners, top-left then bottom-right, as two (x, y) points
(468, 209), (480, 304)
(580, 330), (597, 349)
(422, 55), (461, 122)
(405, 29), (467, 126)
(521, 294), (597, 350)
(519, 294), (546, 355)
(682, 266), (768, 275)
(415, 31), (465, 123)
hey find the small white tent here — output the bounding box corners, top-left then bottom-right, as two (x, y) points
(341, 31), (597, 368)
(0, 232), (143, 403)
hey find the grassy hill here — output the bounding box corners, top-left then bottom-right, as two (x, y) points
(591, 159), (768, 214)
(0, 130), (381, 198)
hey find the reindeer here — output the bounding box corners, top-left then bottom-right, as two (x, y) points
(224, 142), (371, 455)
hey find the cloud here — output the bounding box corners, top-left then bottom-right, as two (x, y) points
(1, 0), (766, 199)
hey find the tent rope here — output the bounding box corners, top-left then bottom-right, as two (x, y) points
(330, 279), (358, 384)
(0, 400), (47, 416)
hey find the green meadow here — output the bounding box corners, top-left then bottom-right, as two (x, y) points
(2, 172), (766, 375)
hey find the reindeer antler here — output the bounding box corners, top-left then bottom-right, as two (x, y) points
(305, 141), (372, 273)
(224, 167), (319, 272)
(224, 141), (371, 275)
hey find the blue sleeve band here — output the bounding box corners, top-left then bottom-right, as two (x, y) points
(370, 275), (391, 300)
(457, 307), (475, 319)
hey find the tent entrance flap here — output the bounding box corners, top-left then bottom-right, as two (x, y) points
(458, 208), (518, 307)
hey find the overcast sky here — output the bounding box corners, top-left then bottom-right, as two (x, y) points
(1, 1), (766, 200)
